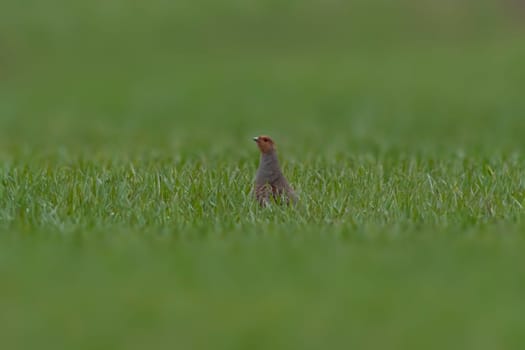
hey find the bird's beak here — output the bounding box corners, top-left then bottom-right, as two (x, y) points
(253, 137), (259, 142)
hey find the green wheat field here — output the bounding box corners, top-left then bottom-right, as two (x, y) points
(1, 1), (525, 349)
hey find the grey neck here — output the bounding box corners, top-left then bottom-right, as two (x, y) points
(260, 150), (279, 166)
(256, 151), (281, 183)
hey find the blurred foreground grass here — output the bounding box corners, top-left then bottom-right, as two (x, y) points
(1, 1), (525, 349)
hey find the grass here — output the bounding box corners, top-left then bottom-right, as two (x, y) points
(2, 153), (524, 234)
(1, 0), (525, 349)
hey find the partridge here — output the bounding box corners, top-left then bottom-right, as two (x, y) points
(253, 135), (297, 206)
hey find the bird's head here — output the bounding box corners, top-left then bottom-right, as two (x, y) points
(253, 135), (276, 154)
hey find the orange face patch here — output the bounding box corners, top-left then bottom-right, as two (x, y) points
(254, 135), (275, 154)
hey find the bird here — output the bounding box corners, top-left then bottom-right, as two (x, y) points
(253, 135), (297, 207)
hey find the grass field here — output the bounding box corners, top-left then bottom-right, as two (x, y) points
(1, 1), (525, 349)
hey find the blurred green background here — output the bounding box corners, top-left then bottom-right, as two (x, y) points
(1, 0), (524, 154)
(1, 1), (525, 349)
